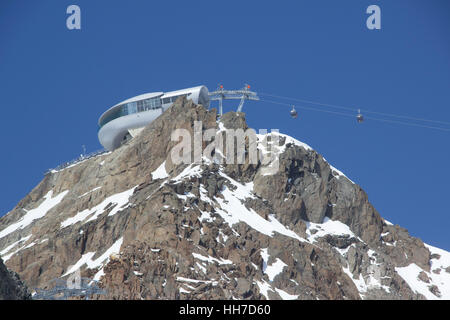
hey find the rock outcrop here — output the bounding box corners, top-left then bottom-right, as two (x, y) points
(0, 97), (449, 300)
(0, 258), (30, 300)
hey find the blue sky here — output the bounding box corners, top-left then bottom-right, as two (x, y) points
(1, 0), (449, 250)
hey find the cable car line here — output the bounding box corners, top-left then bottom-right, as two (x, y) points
(363, 115), (450, 132)
(260, 98), (358, 119)
(259, 92), (450, 127)
(260, 92), (356, 112)
(259, 98), (450, 132)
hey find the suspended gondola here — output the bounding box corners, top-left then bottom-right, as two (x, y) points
(356, 109), (364, 123)
(290, 105), (298, 119)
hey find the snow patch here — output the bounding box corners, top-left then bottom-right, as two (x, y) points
(275, 288), (299, 300)
(338, 245), (391, 297)
(256, 280), (274, 299)
(192, 252), (232, 265)
(260, 248), (287, 281)
(306, 217), (360, 243)
(176, 277), (218, 286)
(196, 262), (207, 274)
(62, 237), (123, 277)
(217, 172), (255, 200)
(199, 185), (213, 205)
(179, 287), (190, 294)
(277, 133), (313, 151)
(61, 186), (137, 228)
(171, 164), (203, 184)
(0, 234), (33, 261)
(176, 192), (196, 201)
(93, 268), (105, 281)
(213, 172), (305, 242)
(151, 161), (169, 180)
(329, 165), (355, 184)
(265, 259), (287, 281)
(395, 244), (450, 300)
(0, 190), (69, 240)
(78, 187), (102, 198)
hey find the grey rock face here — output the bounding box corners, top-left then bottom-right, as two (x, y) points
(0, 258), (30, 300)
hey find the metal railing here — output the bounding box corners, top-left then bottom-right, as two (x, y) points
(33, 278), (107, 300)
(45, 149), (109, 175)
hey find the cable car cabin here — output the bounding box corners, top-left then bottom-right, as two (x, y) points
(290, 106), (298, 119)
(356, 109), (364, 123)
(357, 114), (364, 123)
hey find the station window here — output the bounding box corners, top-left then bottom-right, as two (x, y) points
(100, 94), (176, 130)
(137, 100), (144, 112)
(127, 101), (137, 114)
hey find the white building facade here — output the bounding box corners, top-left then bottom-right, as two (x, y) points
(98, 85), (210, 151)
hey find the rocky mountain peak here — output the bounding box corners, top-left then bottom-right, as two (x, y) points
(0, 97), (449, 300)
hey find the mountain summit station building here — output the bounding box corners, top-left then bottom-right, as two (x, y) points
(98, 86), (210, 151)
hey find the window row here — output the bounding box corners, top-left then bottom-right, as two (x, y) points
(161, 94), (188, 105)
(99, 94), (188, 129)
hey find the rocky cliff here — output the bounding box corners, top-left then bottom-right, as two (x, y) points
(0, 258), (30, 300)
(0, 97), (449, 300)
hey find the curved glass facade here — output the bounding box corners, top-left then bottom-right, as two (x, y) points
(99, 96), (163, 129)
(99, 92), (194, 130)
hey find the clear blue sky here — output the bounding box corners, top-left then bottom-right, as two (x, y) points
(1, 1), (449, 250)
